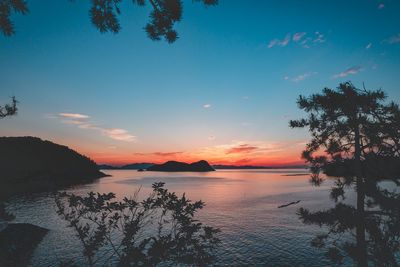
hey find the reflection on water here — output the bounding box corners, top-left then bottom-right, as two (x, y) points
(8, 169), (346, 266)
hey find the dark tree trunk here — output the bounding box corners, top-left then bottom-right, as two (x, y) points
(354, 125), (367, 267)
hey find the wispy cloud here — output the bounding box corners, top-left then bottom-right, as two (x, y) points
(284, 72), (317, 82)
(313, 32), (326, 43)
(203, 104), (211, 108)
(154, 151), (183, 157)
(268, 33), (291, 48)
(384, 34), (400, 44)
(269, 32), (326, 49)
(287, 72), (318, 82)
(333, 66), (363, 78)
(226, 144), (258, 154)
(52, 113), (136, 142)
(378, 3), (385, 9)
(59, 113), (90, 119)
(103, 128), (136, 142)
(365, 43), (372, 49)
(62, 119), (85, 125)
(292, 32), (306, 42)
(133, 151), (183, 157)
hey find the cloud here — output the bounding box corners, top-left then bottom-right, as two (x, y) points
(313, 32), (326, 43)
(53, 113), (136, 142)
(378, 3), (385, 9)
(366, 43), (372, 49)
(283, 76), (289, 80)
(127, 140), (304, 166)
(132, 151), (183, 157)
(61, 119), (85, 125)
(269, 32), (326, 49)
(102, 128), (136, 142)
(208, 135), (216, 141)
(226, 144), (259, 154)
(333, 66), (363, 78)
(291, 72), (318, 82)
(293, 32), (306, 42)
(153, 151), (184, 157)
(203, 104), (211, 108)
(268, 33), (291, 48)
(58, 113), (90, 119)
(300, 32), (326, 48)
(384, 34), (400, 44)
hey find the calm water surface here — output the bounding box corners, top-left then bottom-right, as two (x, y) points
(8, 169), (353, 266)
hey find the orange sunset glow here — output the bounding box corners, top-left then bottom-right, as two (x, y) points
(80, 140), (306, 166)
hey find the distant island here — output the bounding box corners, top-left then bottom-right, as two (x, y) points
(0, 136), (106, 196)
(99, 163), (308, 170)
(98, 163), (154, 170)
(147, 160), (215, 172)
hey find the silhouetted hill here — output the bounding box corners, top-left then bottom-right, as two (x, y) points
(121, 163), (154, 169)
(0, 137), (106, 195)
(98, 163), (154, 170)
(147, 160), (215, 172)
(97, 164), (119, 170)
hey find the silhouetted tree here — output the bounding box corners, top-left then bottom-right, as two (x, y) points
(0, 0), (28, 36)
(0, 0), (217, 42)
(55, 182), (220, 266)
(0, 96), (17, 118)
(0, 96), (18, 221)
(290, 82), (400, 266)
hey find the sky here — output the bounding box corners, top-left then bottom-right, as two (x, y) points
(1, 0), (400, 166)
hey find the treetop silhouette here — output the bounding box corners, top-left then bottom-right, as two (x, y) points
(0, 0), (218, 42)
(290, 82), (400, 266)
(0, 96), (17, 118)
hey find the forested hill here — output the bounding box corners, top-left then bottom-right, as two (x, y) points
(0, 137), (106, 188)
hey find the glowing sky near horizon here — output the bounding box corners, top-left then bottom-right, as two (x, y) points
(1, 0), (400, 166)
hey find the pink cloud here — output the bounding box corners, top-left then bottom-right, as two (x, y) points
(226, 144), (259, 154)
(58, 113), (90, 119)
(333, 66), (363, 78)
(54, 113), (136, 142)
(291, 72), (318, 82)
(293, 32), (306, 42)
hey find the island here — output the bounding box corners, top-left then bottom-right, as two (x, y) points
(98, 163), (154, 170)
(146, 160), (215, 172)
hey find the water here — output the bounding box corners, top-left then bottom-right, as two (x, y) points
(8, 169), (350, 266)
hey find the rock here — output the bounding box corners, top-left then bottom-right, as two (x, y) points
(0, 223), (48, 267)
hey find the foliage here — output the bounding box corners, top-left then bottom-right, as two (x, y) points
(0, 96), (18, 118)
(0, 0), (28, 36)
(0, 96), (18, 221)
(0, 0), (218, 42)
(55, 182), (220, 266)
(290, 82), (400, 266)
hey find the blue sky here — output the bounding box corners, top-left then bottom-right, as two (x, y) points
(0, 0), (399, 165)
